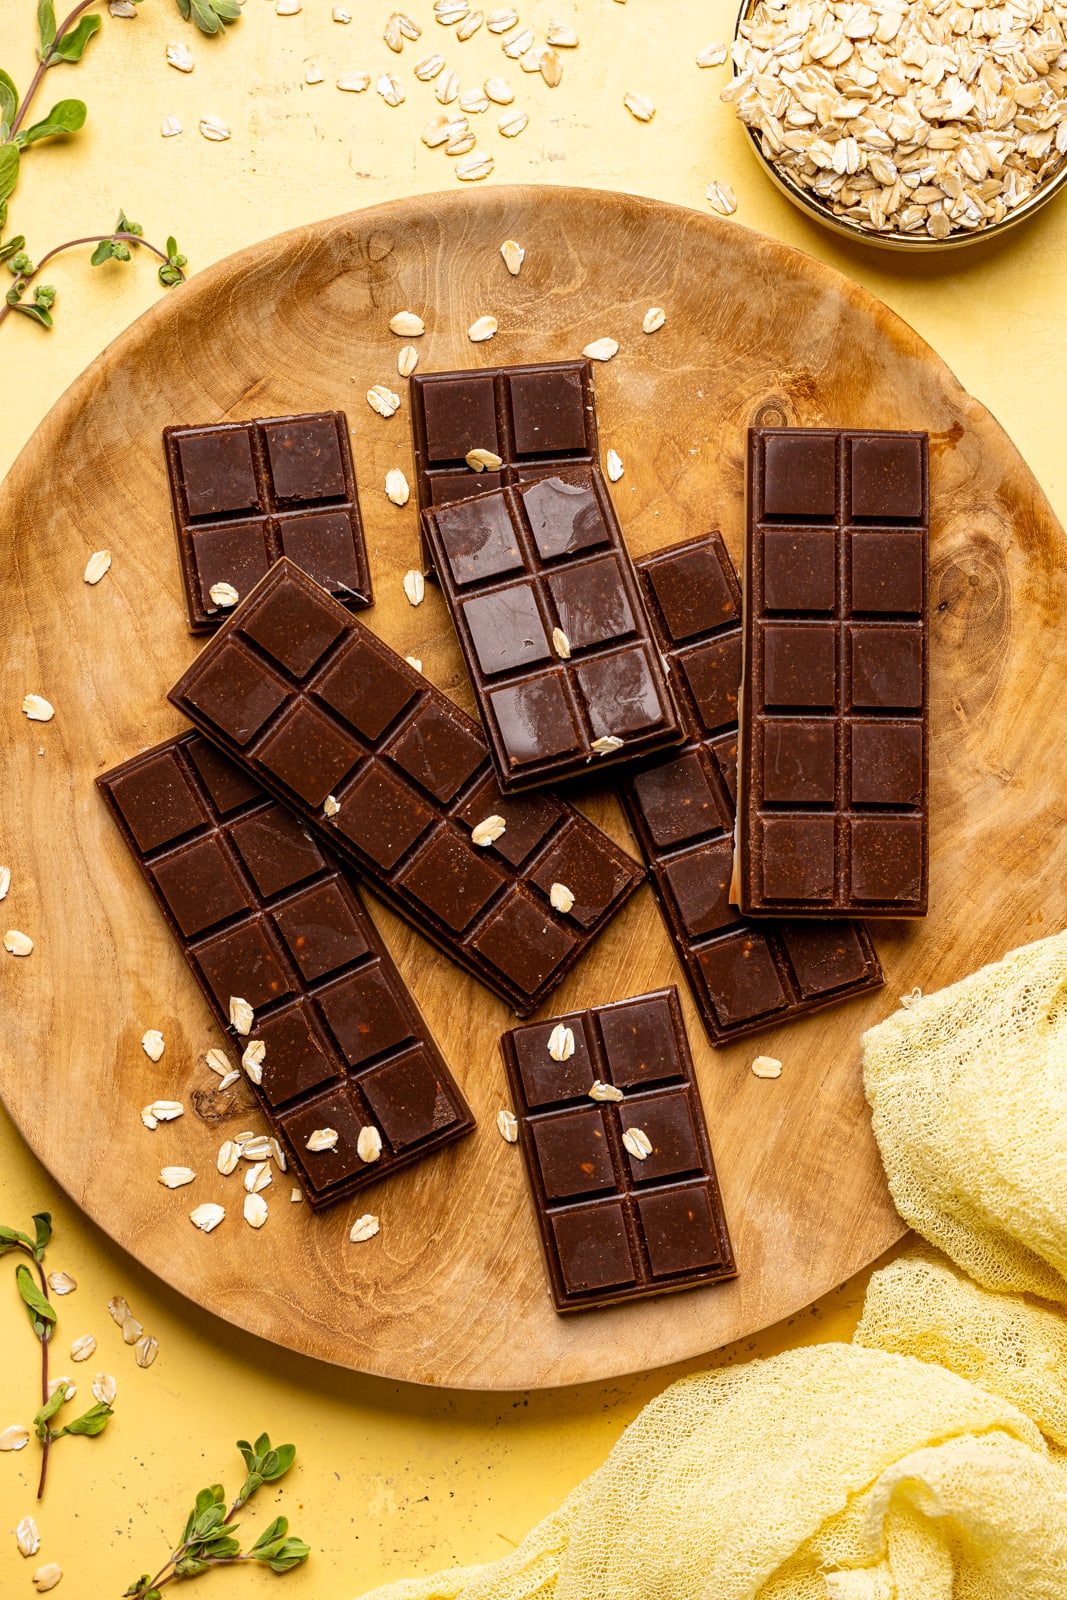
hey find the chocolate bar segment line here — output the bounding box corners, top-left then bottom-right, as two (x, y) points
(97, 731), (474, 1211)
(167, 558), (644, 1016)
(620, 534), (884, 1046)
(422, 465), (685, 790)
(501, 988), (736, 1314)
(164, 411), (373, 632)
(739, 428), (929, 917)
(409, 359), (601, 571)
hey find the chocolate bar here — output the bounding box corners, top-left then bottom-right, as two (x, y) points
(164, 411), (372, 632)
(501, 988), (736, 1313)
(167, 559), (644, 1016)
(738, 428), (929, 916)
(620, 535), (884, 1044)
(98, 732), (474, 1210)
(410, 359), (600, 570)
(422, 465), (684, 790)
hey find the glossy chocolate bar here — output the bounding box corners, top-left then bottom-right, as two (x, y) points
(410, 359), (600, 571)
(164, 411), (372, 631)
(167, 559), (644, 1015)
(98, 732), (474, 1210)
(620, 535), (883, 1044)
(501, 988), (736, 1314)
(422, 465), (684, 790)
(738, 428), (929, 917)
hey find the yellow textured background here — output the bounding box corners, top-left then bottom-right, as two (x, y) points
(1, 0), (1063, 1593)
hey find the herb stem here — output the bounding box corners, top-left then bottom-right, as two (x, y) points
(0, 232), (185, 327)
(10, 0), (104, 136)
(29, 1255), (52, 1499)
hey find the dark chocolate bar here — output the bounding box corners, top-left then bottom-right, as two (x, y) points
(164, 411), (372, 632)
(167, 559), (644, 1016)
(422, 465), (684, 790)
(620, 535), (884, 1044)
(98, 732), (474, 1210)
(738, 428), (929, 917)
(501, 988), (736, 1313)
(410, 359), (600, 571)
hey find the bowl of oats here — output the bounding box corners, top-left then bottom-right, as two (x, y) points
(723, 0), (1067, 248)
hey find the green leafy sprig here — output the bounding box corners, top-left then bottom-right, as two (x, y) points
(126, 1435), (309, 1597)
(1, 1213), (115, 1497)
(176, 0), (242, 35)
(0, 2), (194, 331)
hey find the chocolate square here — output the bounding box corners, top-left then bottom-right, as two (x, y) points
(849, 434), (925, 521)
(315, 963), (413, 1067)
(256, 701), (358, 806)
(662, 842), (738, 937)
(229, 804), (326, 899)
(316, 636), (417, 740)
(762, 720), (836, 804)
(183, 642), (289, 746)
(273, 880), (371, 981)
(489, 677), (583, 765)
(548, 556), (635, 651)
(386, 699), (486, 804)
(763, 528), (837, 611)
(508, 368), (588, 455)
(696, 931), (787, 1024)
(850, 625), (923, 710)
(331, 762), (434, 869)
(850, 529), (924, 614)
(420, 374), (499, 462)
(108, 751), (205, 853)
(761, 432), (837, 518)
(763, 624), (837, 708)
(195, 919), (292, 1010)
(150, 837), (248, 937)
(262, 416), (346, 504)
(395, 828), (505, 932)
(552, 1204), (636, 1294)
(520, 476), (609, 561)
(679, 634), (743, 734)
(531, 1107), (614, 1199)
(850, 721), (924, 806)
(257, 1004), (341, 1107)
(462, 583), (551, 676)
(760, 815), (836, 901)
(240, 577), (345, 679)
(177, 426), (260, 518)
(599, 992), (681, 1090)
(433, 494), (526, 586)
(361, 1047), (461, 1150)
(191, 522), (272, 611)
(639, 1184), (724, 1277)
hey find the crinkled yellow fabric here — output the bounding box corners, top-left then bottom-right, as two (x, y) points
(359, 933), (1067, 1600)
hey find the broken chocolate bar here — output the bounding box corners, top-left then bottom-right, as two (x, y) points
(501, 988), (736, 1313)
(167, 559), (644, 1016)
(98, 731), (474, 1209)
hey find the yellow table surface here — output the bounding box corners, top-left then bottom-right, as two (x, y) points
(1, 0), (1063, 1592)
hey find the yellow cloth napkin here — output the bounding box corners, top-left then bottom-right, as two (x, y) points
(360, 932), (1067, 1599)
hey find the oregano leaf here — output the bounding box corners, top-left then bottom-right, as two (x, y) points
(0, 70), (18, 130)
(37, 0), (57, 56)
(49, 14), (102, 64)
(15, 1262), (55, 1335)
(0, 144), (20, 205)
(18, 99), (86, 147)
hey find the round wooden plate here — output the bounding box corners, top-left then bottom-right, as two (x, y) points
(2, 187), (1064, 1389)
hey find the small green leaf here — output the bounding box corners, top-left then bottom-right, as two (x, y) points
(190, 0), (222, 36)
(192, 1505), (226, 1540)
(90, 240), (115, 266)
(16, 1262), (56, 1335)
(50, 13), (102, 64)
(60, 1400), (113, 1436)
(125, 1576), (152, 1597)
(266, 1535), (310, 1573)
(174, 1557), (210, 1577)
(198, 1534), (240, 1559)
(263, 1442), (295, 1480)
(0, 144), (20, 205)
(115, 210), (142, 241)
(10, 301), (51, 327)
(18, 99), (85, 147)
(251, 1515), (287, 1553)
(33, 284), (55, 310)
(0, 235), (26, 265)
(37, 0), (57, 56)
(176, 0), (192, 18)
(7, 250), (33, 276)
(32, 1213), (52, 1256)
(33, 1381), (71, 1438)
(0, 70), (18, 130)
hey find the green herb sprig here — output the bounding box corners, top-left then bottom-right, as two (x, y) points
(1, 1213), (115, 1497)
(126, 1434), (310, 1597)
(0, 1), (198, 331)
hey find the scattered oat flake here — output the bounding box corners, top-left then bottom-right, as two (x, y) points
(519, 44), (544, 72)
(0, 867), (8, 901)
(446, 127), (476, 156)
(390, 309), (424, 338)
(92, 1372), (117, 1405)
(377, 73), (405, 107)
(217, 1070), (240, 1091)
(70, 1332), (96, 1362)
(471, 814), (506, 846)
(485, 76), (514, 104)
(387, 469), (411, 506)
(456, 152), (494, 180)
(434, 0), (469, 21)
(503, 26), (534, 57)
(241, 1135), (272, 1161)
(496, 1108), (518, 1142)
(539, 48), (563, 87)
(487, 7), (517, 30)
(582, 337), (618, 362)
(48, 1271), (76, 1295)
(47, 1376), (74, 1401)
(305, 60), (324, 85)
(275, 0), (300, 12)
(16, 1516), (40, 1558)
(500, 239), (525, 276)
(435, 68), (460, 103)
(422, 112), (461, 146)
(306, 1127), (339, 1152)
(159, 1166), (196, 1188)
(901, 987), (923, 1008)
(468, 315), (498, 342)
(269, 1137), (287, 1171)
(135, 1334), (159, 1369)
(333, 5), (351, 19)
(244, 1192), (268, 1229)
(548, 1024), (574, 1062)
(190, 1202), (225, 1233)
(549, 881), (575, 914)
(398, 344), (419, 377)
(624, 91), (655, 122)
(403, 569), (426, 607)
(109, 0), (137, 13)
(229, 995), (254, 1034)
(291, 1187), (304, 1203)
(121, 1316), (143, 1345)
(0, 1424), (30, 1450)
(384, 14), (404, 51)
(697, 41), (728, 67)
(643, 306), (665, 333)
(83, 549), (111, 584)
(357, 1125), (383, 1163)
(591, 734), (625, 754)
(205, 1047), (233, 1079)
(199, 115), (230, 143)
(457, 9), (483, 39)
(107, 1295), (133, 1327)
(466, 447), (503, 471)
(245, 1161), (271, 1194)
(161, 114), (183, 138)
(4, 930), (33, 956)
(547, 23), (578, 46)
(217, 1140), (241, 1176)
(415, 53), (445, 79)
(209, 581), (239, 608)
(551, 627), (571, 660)
(589, 1080), (624, 1103)
(367, 384), (401, 419)
(622, 1127), (652, 1160)
(498, 109), (528, 137)
(141, 1029), (165, 1062)
(166, 41), (194, 72)
(349, 1213), (380, 1242)
(405, 656), (423, 673)
(706, 181), (737, 217)
(141, 1100), (183, 1131)
(606, 449), (624, 482)
(751, 1055), (783, 1079)
(22, 694), (54, 722)
(32, 1563), (63, 1593)
(337, 71), (371, 92)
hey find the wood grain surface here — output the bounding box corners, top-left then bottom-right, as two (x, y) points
(1, 186), (1063, 1390)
